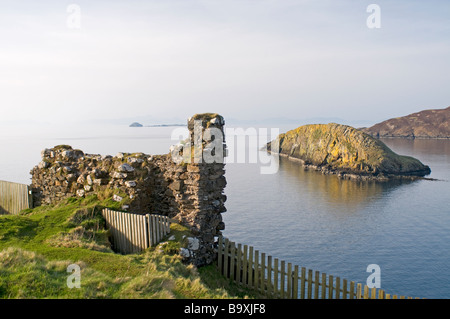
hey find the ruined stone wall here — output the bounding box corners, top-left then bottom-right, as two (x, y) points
(30, 114), (227, 266)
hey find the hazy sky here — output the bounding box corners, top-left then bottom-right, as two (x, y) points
(1, 0), (450, 125)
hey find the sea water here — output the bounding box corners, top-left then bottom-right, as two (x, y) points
(0, 124), (449, 298)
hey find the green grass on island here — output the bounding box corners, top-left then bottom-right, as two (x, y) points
(0, 195), (261, 299)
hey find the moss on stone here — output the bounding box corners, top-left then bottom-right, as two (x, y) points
(53, 145), (73, 150)
(191, 113), (220, 121)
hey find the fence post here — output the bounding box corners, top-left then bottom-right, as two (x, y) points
(120, 211), (126, 254)
(156, 215), (161, 243)
(357, 283), (362, 299)
(335, 277), (341, 299)
(27, 185), (33, 209)
(280, 260), (285, 299)
(328, 275), (334, 299)
(364, 285), (370, 299)
(133, 213), (139, 252)
(243, 245), (248, 286)
(165, 216), (170, 235)
(152, 215), (157, 246)
(293, 265), (299, 299)
(273, 258), (279, 298)
(144, 215), (149, 249)
(300, 267), (306, 299)
(130, 213), (136, 252)
(148, 214), (153, 246)
(261, 253), (266, 295)
(287, 263), (292, 299)
(236, 243), (242, 284)
(321, 273), (327, 299)
(112, 211), (119, 253)
(307, 269), (313, 299)
(217, 236), (223, 273)
(342, 279), (348, 299)
(223, 238), (229, 277)
(371, 287), (377, 299)
(230, 242), (236, 281)
(140, 215), (146, 250)
(267, 255), (273, 297)
(254, 250), (260, 291)
(350, 281), (356, 299)
(314, 271), (320, 299)
(131, 212), (136, 252)
(248, 246), (254, 288)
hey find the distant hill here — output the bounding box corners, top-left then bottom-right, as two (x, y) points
(129, 121), (186, 127)
(360, 106), (450, 139)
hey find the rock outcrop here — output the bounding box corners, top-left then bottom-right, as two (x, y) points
(360, 106), (450, 139)
(266, 123), (431, 180)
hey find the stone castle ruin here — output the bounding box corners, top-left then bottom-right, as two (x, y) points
(30, 113), (227, 266)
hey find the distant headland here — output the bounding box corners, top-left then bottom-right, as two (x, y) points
(360, 106), (450, 139)
(129, 122), (186, 127)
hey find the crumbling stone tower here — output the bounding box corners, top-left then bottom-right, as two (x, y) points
(30, 113), (228, 266)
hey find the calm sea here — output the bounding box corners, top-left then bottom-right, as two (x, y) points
(1, 124), (449, 299)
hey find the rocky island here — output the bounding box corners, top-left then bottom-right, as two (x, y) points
(265, 123), (431, 180)
(360, 106), (450, 139)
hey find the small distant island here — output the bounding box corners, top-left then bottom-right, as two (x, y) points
(265, 123), (431, 181)
(360, 106), (450, 139)
(129, 122), (186, 127)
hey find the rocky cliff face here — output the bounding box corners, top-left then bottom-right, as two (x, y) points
(360, 106), (450, 139)
(266, 123), (431, 180)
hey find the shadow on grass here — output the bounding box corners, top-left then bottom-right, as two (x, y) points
(198, 264), (268, 299)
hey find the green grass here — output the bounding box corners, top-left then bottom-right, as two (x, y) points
(0, 196), (261, 299)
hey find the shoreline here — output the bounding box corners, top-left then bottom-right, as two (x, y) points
(370, 135), (450, 140)
(271, 152), (437, 182)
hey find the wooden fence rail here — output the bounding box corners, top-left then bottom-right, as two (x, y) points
(0, 180), (33, 215)
(102, 209), (171, 254)
(217, 236), (419, 300)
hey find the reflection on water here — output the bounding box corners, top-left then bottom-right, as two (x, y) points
(278, 156), (413, 214)
(381, 138), (450, 158)
(224, 138), (450, 299)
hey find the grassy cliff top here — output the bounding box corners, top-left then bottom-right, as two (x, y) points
(0, 196), (260, 299)
(267, 123), (431, 177)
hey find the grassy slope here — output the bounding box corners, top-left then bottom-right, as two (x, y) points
(0, 196), (260, 299)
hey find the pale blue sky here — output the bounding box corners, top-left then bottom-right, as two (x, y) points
(1, 0), (449, 125)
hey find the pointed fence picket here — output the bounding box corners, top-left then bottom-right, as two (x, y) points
(102, 208), (171, 254)
(217, 235), (421, 300)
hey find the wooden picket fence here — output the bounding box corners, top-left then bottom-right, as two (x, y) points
(217, 236), (420, 299)
(0, 180), (33, 215)
(102, 208), (171, 254)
